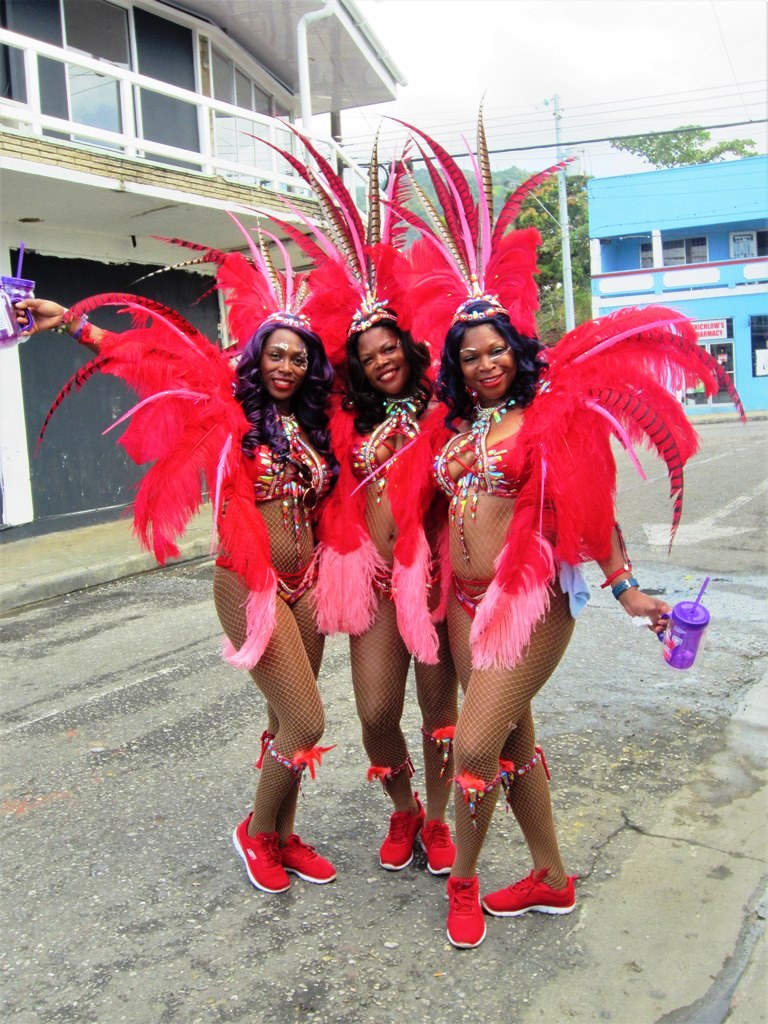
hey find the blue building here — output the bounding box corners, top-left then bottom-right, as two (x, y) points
(588, 156), (768, 414)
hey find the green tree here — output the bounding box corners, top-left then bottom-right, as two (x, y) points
(609, 126), (756, 168)
(516, 173), (592, 345)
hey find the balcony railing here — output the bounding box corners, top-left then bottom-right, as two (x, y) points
(0, 28), (367, 201)
(593, 256), (768, 298)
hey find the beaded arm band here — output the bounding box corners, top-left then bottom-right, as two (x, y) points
(52, 310), (90, 343)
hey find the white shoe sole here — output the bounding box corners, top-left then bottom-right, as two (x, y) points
(284, 866), (337, 884)
(379, 851), (414, 871)
(419, 840), (453, 876)
(232, 830), (290, 893)
(447, 923), (486, 948)
(481, 900), (575, 917)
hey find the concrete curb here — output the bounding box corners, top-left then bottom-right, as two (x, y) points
(0, 541), (213, 615)
(0, 512), (214, 616)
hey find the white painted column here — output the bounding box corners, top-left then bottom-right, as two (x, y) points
(589, 237), (602, 276)
(652, 228), (663, 268)
(589, 237), (602, 318)
(0, 235), (34, 524)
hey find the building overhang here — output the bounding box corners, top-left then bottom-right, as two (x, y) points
(0, 134), (320, 268)
(165, 0), (406, 113)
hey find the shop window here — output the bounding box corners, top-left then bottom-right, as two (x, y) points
(686, 319), (735, 406)
(731, 230), (768, 259)
(640, 237), (709, 268)
(662, 237), (708, 266)
(751, 315), (768, 377)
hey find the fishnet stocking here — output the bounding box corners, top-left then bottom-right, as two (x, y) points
(448, 580), (574, 881)
(500, 709), (566, 888)
(415, 619), (457, 821)
(214, 566), (325, 842)
(349, 594), (458, 816)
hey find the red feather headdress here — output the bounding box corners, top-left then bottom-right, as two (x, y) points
(257, 125), (416, 366)
(385, 106), (572, 349)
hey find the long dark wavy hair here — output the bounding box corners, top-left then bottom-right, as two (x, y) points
(343, 319), (433, 435)
(234, 321), (336, 470)
(437, 301), (546, 429)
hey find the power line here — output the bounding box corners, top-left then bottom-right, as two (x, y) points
(396, 119), (768, 163)
(340, 81), (768, 143)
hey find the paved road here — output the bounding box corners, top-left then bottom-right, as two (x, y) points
(1, 421), (766, 1024)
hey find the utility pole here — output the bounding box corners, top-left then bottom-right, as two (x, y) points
(551, 94), (575, 332)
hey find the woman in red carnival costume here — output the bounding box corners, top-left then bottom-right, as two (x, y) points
(392, 113), (746, 948)
(17, 224), (342, 896)
(261, 127), (459, 873)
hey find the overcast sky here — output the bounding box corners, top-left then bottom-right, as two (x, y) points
(337, 0), (767, 179)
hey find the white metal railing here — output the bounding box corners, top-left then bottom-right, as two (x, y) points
(0, 28), (368, 202)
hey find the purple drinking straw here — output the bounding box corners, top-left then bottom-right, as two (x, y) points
(692, 576), (711, 610)
(15, 243), (25, 279)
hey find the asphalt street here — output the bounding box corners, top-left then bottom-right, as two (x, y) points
(1, 420), (766, 1024)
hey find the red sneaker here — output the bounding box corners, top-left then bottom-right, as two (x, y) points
(379, 793), (426, 870)
(482, 869), (576, 917)
(280, 834), (337, 884)
(232, 815), (290, 893)
(446, 876), (486, 948)
(420, 818), (456, 875)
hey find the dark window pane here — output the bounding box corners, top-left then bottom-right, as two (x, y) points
(0, 43), (26, 102)
(3, 0), (62, 44)
(63, 0), (129, 66)
(134, 7), (199, 159)
(252, 83), (271, 115)
(234, 68), (251, 109)
(211, 47), (232, 102)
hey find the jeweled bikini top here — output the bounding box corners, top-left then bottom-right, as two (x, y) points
(245, 414), (331, 508)
(434, 397), (521, 562)
(351, 396), (421, 500)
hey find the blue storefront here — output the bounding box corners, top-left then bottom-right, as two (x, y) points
(588, 156), (768, 414)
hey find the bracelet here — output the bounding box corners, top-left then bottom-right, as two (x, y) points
(601, 565), (632, 589)
(612, 577), (639, 600)
(51, 311), (72, 335)
(52, 312), (89, 341)
(70, 314), (89, 343)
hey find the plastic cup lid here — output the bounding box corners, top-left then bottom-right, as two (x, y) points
(1, 276), (35, 288)
(672, 600), (710, 628)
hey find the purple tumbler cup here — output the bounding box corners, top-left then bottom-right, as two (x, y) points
(662, 599), (710, 670)
(0, 275), (35, 348)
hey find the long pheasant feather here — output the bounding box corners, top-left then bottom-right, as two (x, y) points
(382, 142), (413, 248)
(367, 129), (382, 249)
(254, 221), (285, 308)
(261, 228), (294, 307)
(588, 387), (689, 549)
(404, 165), (470, 280)
(492, 160), (574, 247)
(36, 355), (110, 453)
(264, 214), (328, 265)
(286, 124), (367, 261)
(477, 102), (494, 228)
(390, 117), (477, 240)
(412, 141), (467, 270)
